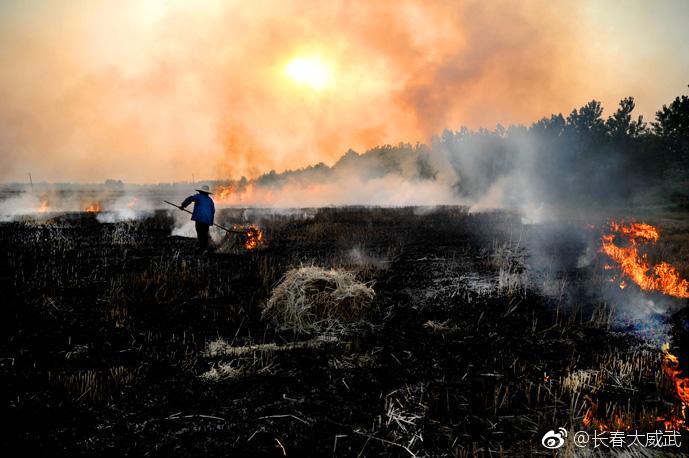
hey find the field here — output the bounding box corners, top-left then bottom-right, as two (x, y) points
(2, 207), (688, 456)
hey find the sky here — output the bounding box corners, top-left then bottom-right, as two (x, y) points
(0, 0), (687, 183)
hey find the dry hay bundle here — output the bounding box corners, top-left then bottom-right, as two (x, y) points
(263, 266), (374, 332)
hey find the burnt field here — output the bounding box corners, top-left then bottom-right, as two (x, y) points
(1, 207), (688, 456)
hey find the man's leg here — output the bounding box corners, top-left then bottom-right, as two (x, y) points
(195, 222), (209, 252)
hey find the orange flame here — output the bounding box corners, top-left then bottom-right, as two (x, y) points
(582, 401), (594, 428)
(583, 344), (689, 431)
(658, 343), (688, 430)
(215, 185), (234, 203)
(213, 184), (274, 206)
(582, 396), (631, 431)
(126, 198), (138, 209)
(37, 199), (50, 213)
(226, 222), (263, 250)
(244, 225), (263, 250)
(84, 201), (102, 213)
(600, 221), (689, 298)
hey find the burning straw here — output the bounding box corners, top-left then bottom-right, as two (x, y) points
(601, 221), (689, 298)
(262, 266), (374, 332)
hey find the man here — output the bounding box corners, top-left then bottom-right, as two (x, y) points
(180, 184), (215, 253)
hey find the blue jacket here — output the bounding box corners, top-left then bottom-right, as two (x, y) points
(181, 193), (215, 225)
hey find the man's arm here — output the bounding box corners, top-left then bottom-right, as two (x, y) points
(180, 195), (196, 209)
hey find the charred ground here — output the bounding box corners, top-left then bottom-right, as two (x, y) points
(1, 207), (687, 456)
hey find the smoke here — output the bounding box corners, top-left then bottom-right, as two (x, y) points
(521, 219), (689, 347)
(95, 195), (155, 223)
(0, 192), (49, 221)
(0, 186), (156, 221)
(226, 175), (461, 208)
(2, 0), (687, 183)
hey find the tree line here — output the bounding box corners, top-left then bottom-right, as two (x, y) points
(253, 87), (689, 207)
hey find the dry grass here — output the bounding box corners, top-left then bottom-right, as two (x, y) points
(262, 266), (375, 332)
(200, 362), (244, 381)
(490, 239), (521, 271)
(200, 335), (342, 382)
(383, 384), (427, 451)
(422, 319), (454, 332)
(108, 221), (141, 245)
(496, 265), (527, 296)
(204, 335), (339, 357)
(489, 237), (528, 297)
(559, 348), (663, 431)
(48, 365), (140, 401)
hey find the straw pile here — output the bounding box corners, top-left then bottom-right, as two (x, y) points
(263, 266), (374, 332)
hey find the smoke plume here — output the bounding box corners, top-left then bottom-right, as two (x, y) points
(1, 0), (687, 183)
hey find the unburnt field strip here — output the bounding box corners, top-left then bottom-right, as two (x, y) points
(1, 207), (687, 456)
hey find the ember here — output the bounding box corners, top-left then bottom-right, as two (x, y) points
(582, 396), (632, 431)
(659, 344), (689, 430)
(84, 201), (102, 213)
(601, 221), (689, 298)
(243, 225), (263, 250)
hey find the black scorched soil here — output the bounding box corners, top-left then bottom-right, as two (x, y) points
(1, 207), (687, 456)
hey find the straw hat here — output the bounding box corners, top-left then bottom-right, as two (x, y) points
(195, 184), (213, 194)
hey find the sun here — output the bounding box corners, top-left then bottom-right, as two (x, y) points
(285, 56), (332, 91)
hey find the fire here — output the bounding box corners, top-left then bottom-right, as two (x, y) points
(582, 401), (594, 428)
(226, 223), (263, 250)
(582, 396), (631, 431)
(215, 185), (234, 202)
(213, 184), (275, 206)
(84, 201), (102, 213)
(658, 343), (688, 430)
(600, 221), (689, 298)
(37, 199), (50, 213)
(126, 198), (138, 209)
(244, 225), (263, 250)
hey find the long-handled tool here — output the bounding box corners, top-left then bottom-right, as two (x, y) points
(164, 200), (263, 250)
(164, 200), (249, 234)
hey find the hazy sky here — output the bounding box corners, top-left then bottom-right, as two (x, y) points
(0, 0), (687, 183)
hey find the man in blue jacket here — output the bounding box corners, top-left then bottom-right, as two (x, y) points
(180, 185), (215, 253)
